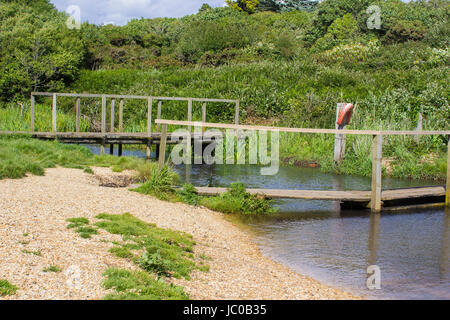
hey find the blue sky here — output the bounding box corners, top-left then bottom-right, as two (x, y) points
(50, 0), (412, 26)
(50, 0), (227, 25)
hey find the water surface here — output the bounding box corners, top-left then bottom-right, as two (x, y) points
(87, 145), (449, 299)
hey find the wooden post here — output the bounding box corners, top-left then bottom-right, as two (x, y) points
(76, 98), (81, 132)
(110, 99), (115, 133)
(158, 124), (168, 171)
(156, 100), (162, 132)
(52, 93), (57, 132)
(415, 110), (423, 143)
(446, 136), (450, 207)
(202, 102), (207, 133)
(147, 98), (153, 159)
(110, 144), (114, 155)
(187, 99), (192, 133)
(118, 99), (124, 157)
(119, 99), (124, 132)
(101, 95), (106, 133)
(101, 95), (106, 155)
(235, 100), (240, 125)
(371, 135), (383, 213)
(30, 95), (35, 132)
(334, 103), (347, 163)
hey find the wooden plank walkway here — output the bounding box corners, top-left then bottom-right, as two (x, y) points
(2, 92), (449, 212)
(194, 186), (446, 210)
(0, 131), (212, 144)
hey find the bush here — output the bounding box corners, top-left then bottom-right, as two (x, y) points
(384, 19), (427, 43)
(175, 20), (256, 63)
(133, 165), (179, 199)
(201, 182), (276, 215)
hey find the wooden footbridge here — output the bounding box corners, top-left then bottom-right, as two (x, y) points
(1, 92), (449, 213)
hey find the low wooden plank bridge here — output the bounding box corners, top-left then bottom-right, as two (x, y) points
(194, 186), (447, 211)
(1, 92), (449, 213)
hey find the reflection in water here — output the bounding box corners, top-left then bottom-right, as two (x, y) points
(368, 214), (380, 267)
(84, 145), (449, 299)
(441, 209), (450, 280)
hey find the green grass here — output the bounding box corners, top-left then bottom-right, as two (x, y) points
(66, 218), (99, 239)
(0, 136), (165, 181)
(21, 249), (41, 256)
(0, 279), (18, 296)
(175, 182), (276, 216)
(102, 268), (189, 300)
(0, 104), (91, 132)
(133, 165), (179, 200)
(201, 182), (277, 215)
(43, 265), (62, 273)
(94, 213), (201, 279)
(65, 213), (206, 300)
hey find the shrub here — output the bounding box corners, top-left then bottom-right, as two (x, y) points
(384, 19), (427, 43)
(133, 165), (179, 200)
(317, 40), (380, 66)
(201, 182), (276, 215)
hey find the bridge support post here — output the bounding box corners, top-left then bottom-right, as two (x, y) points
(52, 93), (57, 133)
(100, 95), (106, 155)
(158, 124), (168, 171)
(119, 99), (124, 132)
(446, 136), (450, 207)
(110, 99), (115, 133)
(187, 99), (192, 133)
(110, 144), (114, 155)
(118, 99), (124, 158)
(30, 94), (35, 132)
(147, 98), (153, 159)
(371, 135), (383, 213)
(157, 100), (162, 132)
(76, 98), (81, 132)
(202, 102), (207, 133)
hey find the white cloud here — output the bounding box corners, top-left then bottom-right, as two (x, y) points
(50, 0), (225, 25)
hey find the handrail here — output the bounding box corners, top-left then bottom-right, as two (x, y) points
(31, 92), (239, 103)
(154, 119), (450, 136)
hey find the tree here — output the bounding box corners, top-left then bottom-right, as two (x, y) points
(257, 0), (280, 12)
(0, 0), (84, 100)
(278, 0), (319, 12)
(199, 3), (212, 13)
(226, 0), (260, 14)
(257, 0), (319, 12)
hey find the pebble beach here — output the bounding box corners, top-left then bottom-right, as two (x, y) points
(0, 167), (358, 300)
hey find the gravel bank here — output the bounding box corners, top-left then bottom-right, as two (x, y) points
(0, 167), (358, 300)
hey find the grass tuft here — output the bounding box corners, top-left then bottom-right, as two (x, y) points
(94, 213), (201, 279)
(43, 265), (62, 273)
(102, 268), (189, 300)
(21, 249), (41, 256)
(0, 280), (18, 296)
(66, 218), (98, 239)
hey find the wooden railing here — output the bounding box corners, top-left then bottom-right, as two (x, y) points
(155, 119), (450, 213)
(30, 92), (240, 156)
(30, 92), (240, 133)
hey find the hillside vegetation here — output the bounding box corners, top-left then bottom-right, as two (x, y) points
(0, 0), (448, 180)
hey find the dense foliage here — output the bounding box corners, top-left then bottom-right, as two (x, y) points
(0, 0), (448, 179)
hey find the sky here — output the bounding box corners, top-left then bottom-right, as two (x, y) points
(50, 0), (227, 26)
